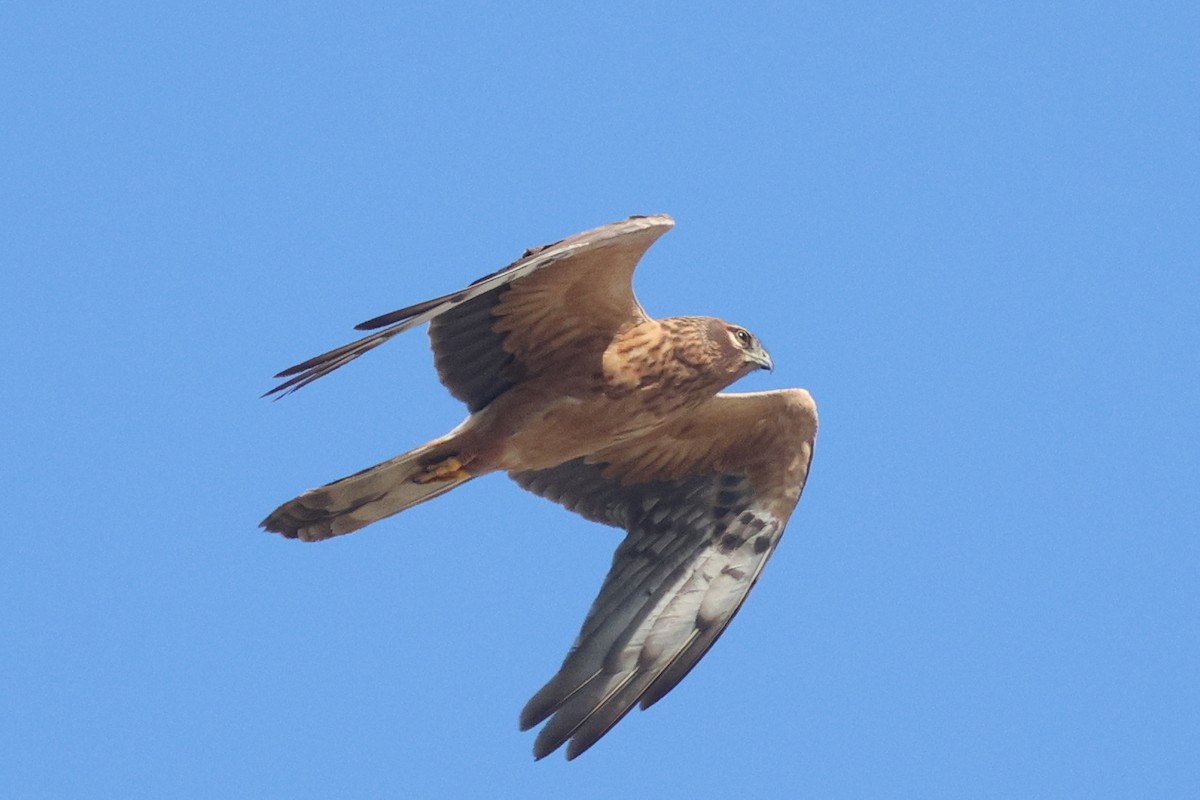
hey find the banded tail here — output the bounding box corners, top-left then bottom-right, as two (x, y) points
(261, 434), (474, 542)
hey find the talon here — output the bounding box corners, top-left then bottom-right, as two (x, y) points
(414, 455), (472, 484)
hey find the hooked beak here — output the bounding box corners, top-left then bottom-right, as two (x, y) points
(748, 348), (774, 373)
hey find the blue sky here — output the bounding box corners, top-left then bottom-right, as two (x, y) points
(3, 1), (1198, 797)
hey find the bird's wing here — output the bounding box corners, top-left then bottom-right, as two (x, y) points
(510, 389), (818, 760)
(265, 214), (674, 406)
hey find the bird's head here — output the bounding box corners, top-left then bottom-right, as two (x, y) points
(713, 319), (774, 376)
(660, 316), (774, 393)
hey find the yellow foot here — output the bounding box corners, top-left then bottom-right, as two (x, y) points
(413, 455), (472, 484)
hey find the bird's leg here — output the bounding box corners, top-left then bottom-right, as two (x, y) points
(413, 453), (474, 483)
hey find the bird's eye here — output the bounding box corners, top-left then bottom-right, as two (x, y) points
(733, 329), (752, 346)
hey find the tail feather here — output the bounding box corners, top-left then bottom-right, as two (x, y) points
(261, 438), (473, 542)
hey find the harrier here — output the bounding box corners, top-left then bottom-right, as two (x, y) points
(261, 214), (818, 759)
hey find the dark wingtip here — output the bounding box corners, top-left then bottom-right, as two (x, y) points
(260, 383), (290, 400)
(260, 375), (304, 400)
(353, 316), (391, 331)
(354, 296), (447, 331)
(519, 709), (548, 734)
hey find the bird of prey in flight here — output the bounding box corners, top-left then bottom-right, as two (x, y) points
(261, 214), (818, 759)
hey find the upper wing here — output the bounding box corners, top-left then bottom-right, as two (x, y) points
(510, 389), (818, 760)
(264, 214), (674, 407)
